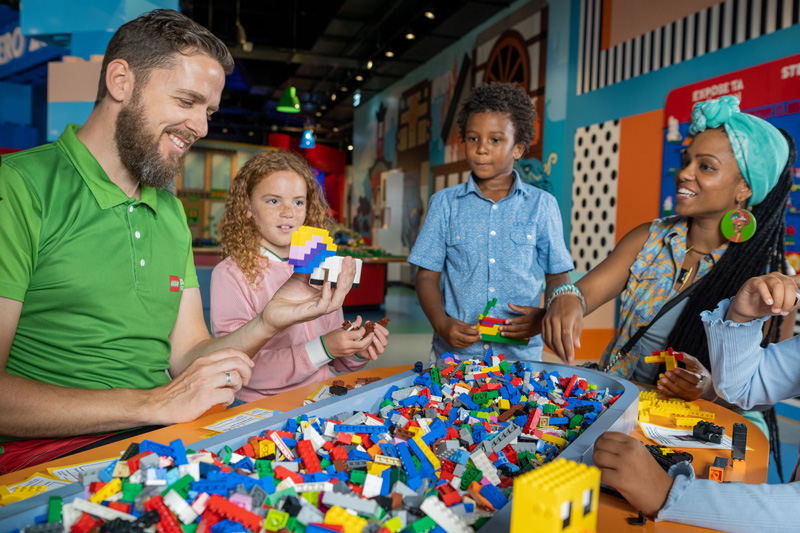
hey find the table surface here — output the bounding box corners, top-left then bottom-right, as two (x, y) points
(0, 366), (768, 532)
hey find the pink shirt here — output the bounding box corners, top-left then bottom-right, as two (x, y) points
(210, 255), (366, 402)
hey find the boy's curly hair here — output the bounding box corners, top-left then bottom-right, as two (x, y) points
(456, 82), (536, 152)
(218, 150), (331, 287)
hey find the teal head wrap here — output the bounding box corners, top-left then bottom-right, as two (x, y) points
(688, 95), (789, 207)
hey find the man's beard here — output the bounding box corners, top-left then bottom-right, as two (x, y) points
(113, 96), (190, 191)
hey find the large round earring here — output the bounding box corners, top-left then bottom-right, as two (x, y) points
(721, 202), (757, 243)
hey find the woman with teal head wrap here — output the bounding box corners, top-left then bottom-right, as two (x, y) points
(539, 96), (795, 463)
(689, 95), (789, 207)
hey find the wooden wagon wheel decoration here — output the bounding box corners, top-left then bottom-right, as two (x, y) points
(483, 33), (529, 87)
(483, 32), (539, 149)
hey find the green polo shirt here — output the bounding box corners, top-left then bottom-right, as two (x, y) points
(0, 124), (198, 399)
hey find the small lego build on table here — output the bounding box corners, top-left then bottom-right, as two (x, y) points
(477, 298), (529, 346)
(289, 226), (362, 288)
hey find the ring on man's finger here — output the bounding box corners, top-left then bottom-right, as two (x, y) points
(225, 372), (232, 386)
(697, 374), (708, 387)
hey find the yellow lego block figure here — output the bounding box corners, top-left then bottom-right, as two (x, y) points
(511, 459), (600, 533)
(645, 347), (685, 372)
(324, 505), (367, 533)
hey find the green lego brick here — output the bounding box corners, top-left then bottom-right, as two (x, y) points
(47, 496), (62, 523)
(409, 515), (437, 533)
(264, 509), (289, 531)
(256, 459), (274, 478)
(479, 332), (528, 345)
(121, 481), (143, 502)
(267, 488), (297, 506)
(162, 474), (193, 498)
(350, 469), (367, 485)
(499, 361), (512, 374)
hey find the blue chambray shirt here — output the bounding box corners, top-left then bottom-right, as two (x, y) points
(409, 170), (574, 361)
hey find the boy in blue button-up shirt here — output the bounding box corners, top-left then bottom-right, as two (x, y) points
(409, 83), (573, 363)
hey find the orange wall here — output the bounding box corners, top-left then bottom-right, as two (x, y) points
(615, 109), (664, 243)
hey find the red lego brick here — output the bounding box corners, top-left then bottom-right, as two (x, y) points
(296, 440), (322, 474)
(206, 494), (263, 532)
(143, 495), (183, 533)
(273, 466), (304, 484)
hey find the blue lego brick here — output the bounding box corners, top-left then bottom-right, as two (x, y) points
(548, 417), (569, 425)
(379, 443), (398, 458)
(170, 439), (188, 466)
(459, 393), (478, 410)
(480, 484), (508, 510)
(396, 442), (420, 478)
(139, 440), (174, 457)
(98, 460), (117, 483)
(347, 449), (373, 462)
(421, 418), (448, 446)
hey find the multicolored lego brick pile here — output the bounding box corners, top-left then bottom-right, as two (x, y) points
(13, 352), (622, 533)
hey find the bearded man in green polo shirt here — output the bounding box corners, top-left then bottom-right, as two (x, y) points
(0, 9), (356, 473)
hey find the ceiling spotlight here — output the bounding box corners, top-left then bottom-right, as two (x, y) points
(385, 50), (394, 58)
(331, 93), (337, 101)
(340, 86), (348, 92)
(355, 75), (363, 81)
(248, 131), (255, 136)
(315, 111), (322, 117)
(424, 11), (435, 19)
(347, 144), (354, 151)
(321, 105), (327, 110)
(333, 127), (339, 133)
(222, 128), (228, 133)
(366, 60), (373, 69)
(405, 32), (415, 40)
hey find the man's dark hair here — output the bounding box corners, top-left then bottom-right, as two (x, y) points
(96, 9), (234, 104)
(456, 82), (536, 152)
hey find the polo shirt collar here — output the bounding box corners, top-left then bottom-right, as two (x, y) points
(58, 124), (159, 214)
(457, 169), (529, 200)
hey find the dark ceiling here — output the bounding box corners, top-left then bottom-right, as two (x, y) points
(181, 0), (516, 150)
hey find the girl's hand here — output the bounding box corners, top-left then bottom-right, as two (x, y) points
(322, 315), (374, 359)
(727, 272), (800, 323)
(357, 321), (390, 361)
(656, 352), (712, 401)
(541, 295), (584, 364)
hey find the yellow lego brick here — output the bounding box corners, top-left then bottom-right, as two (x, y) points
(3, 485), (47, 505)
(675, 417), (703, 427)
(539, 432), (566, 447)
(0, 486), (13, 504)
(639, 399), (652, 410)
(665, 357), (679, 372)
(639, 390), (659, 402)
(324, 505), (366, 533)
(257, 440), (276, 459)
(367, 462), (391, 476)
(648, 406), (672, 417)
(511, 459), (600, 533)
(408, 427), (423, 437)
(498, 399), (511, 410)
(412, 436), (441, 470)
(685, 410), (715, 420)
(351, 435), (362, 445)
(90, 477), (122, 504)
(383, 516), (404, 533)
(644, 355), (664, 364)
(638, 409), (650, 423)
(479, 324), (500, 335)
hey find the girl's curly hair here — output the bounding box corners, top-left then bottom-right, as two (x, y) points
(218, 149), (330, 287)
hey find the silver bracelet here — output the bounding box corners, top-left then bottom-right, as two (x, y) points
(546, 283), (587, 314)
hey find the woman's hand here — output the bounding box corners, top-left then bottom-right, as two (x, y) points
(498, 303), (545, 340)
(727, 272), (800, 323)
(541, 295), (584, 364)
(656, 352), (712, 401)
(593, 432), (674, 517)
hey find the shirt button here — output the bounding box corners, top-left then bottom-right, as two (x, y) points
(490, 230), (496, 236)
(527, 234), (532, 240)
(484, 343), (490, 350)
(140, 259), (145, 267)
(135, 231), (141, 239)
(489, 287), (495, 292)
(129, 206), (134, 213)
(492, 205), (498, 210)
(489, 258), (495, 264)
(456, 235), (460, 240)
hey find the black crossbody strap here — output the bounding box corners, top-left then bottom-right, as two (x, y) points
(618, 280), (701, 356)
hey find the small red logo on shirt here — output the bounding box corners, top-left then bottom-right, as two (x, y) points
(169, 276), (182, 292)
